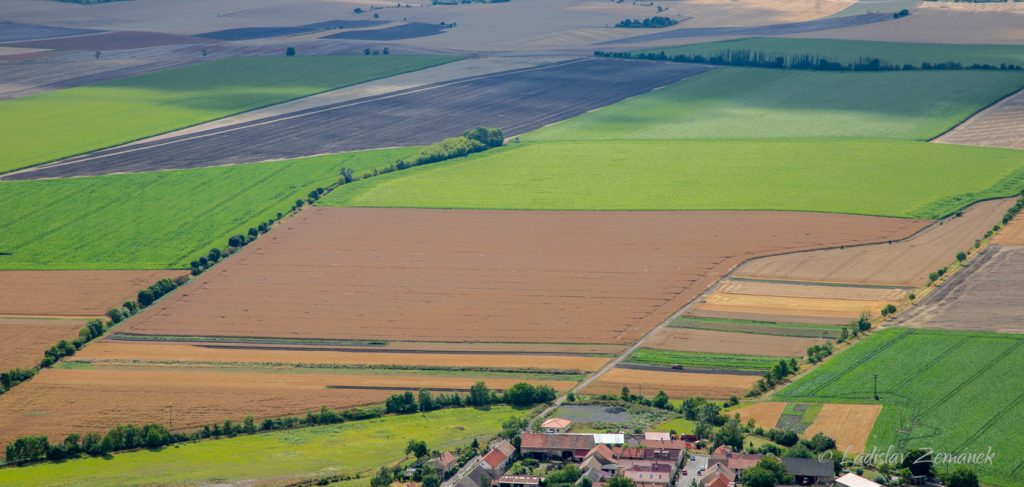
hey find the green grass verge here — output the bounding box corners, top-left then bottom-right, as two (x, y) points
(640, 38), (1024, 70)
(776, 328), (1024, 486)
(0, 55), (453, 174)
(654, 416), (696, 435)
(0, 406), (518, 487)
(320, 139), (1024, 219)
(0, 148), (419, 270)
(671, 316), (842, 339)
(525, 67), (1024, 142)
(627, 348), (784, 373)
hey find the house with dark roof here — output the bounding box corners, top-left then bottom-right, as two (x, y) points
(520, 433), (595, 460)
(782, 457), (835, 485)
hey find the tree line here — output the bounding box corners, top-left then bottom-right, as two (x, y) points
(383, 381), (556, 415)
(614, 16), (678, 28)
(594, 49), (1024, 72)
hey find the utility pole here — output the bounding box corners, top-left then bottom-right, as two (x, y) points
(167, 402), (173, 431)
(873, 373), (879, 401)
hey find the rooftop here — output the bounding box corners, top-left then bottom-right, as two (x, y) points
(542, 418), (573, 429)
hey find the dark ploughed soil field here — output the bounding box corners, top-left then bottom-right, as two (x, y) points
(198, 20), (387, 41)
(6, 59), (709, 179)
(0, 21), (100, 43)
(323, 22), (449, 41)
(898, 244), (1024, 333)
(118, 207), (926, 345)
(6, 31), (209, 51)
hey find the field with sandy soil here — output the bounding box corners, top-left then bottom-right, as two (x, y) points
(0, 55), (450, 174)
(790, 9), (1024, 44)
(735, 198), (1015, 287)
(777, 328), (1024, 486)
(898, 245), (1024, 334)
(803, 403), (881, 453)
(0, 270), (183, 316)
(74, 342), (610, 373)
(736, 402), (788, 431)
(583, 368), (758, 399)
(994, 213), (1024, 245)
(0, 318), (85, 370)
(716, 279), (906, 301)
(0, 148), (417, 270)
(936, 87), (1024, 150)
(0, 364), (573, 448)
(669, 316), (843, 339)
(644, 327), (824, 357)
(118, 206), (925, 344)
(690, 292), (890, 324)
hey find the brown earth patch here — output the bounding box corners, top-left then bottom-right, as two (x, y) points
(76, 342), (610, 372)
(718, 279), (907, 301)
(935, 88), (1024, 150)
(644, 328), (823, 357)
(735, 199), (1012, 287)
(803, 403), (882, 453)
(735, 402), (788, 431)
(993, 214), (1024, 245)
(898, 244), (1024, 333)
(0, 365), (574, 447)
(0, 317), (84, 370)
(0, 270), (185, 318)
(120, 207), (926, 345)
(691, 293), (888, 323)
(7, 31), (210, 51)
(582, 368), (758, 399)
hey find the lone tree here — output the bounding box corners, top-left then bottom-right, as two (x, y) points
(956, 251), (967, 263)
(946, 468), (980, 487)
(286, 47), (296, 57)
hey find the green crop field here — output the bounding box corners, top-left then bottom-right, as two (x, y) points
(671, 316), (842, 339)
(628, 348), (784, 373)
(641, 38), (1024, 70)
(0, 55), (453, 174)
(0, 148), (418, 270)
(320, 139), (1024, 219)
(776, 328), (1024, 486)
(0, 406), (518, 487)
(525, 67), (1024, 141)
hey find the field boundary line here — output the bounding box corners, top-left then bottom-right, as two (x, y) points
(914, 340), (1023, 421)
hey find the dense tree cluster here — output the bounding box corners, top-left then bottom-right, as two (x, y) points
(4, 423), (175, 464)
(614, 16), (678, 28)
(594, 49), (1023, 72)
(358, 127), (504, 180)
(384, 381), (555, 415)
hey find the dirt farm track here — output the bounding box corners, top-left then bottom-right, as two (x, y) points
(117, 207), (926, 345)
(6, 59), (710, 180)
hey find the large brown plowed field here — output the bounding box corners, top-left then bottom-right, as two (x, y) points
(804, 404), (882, 453)
(735, 199), (1012, 287)
(898, 245), (1024, 333)
(644, 328), (823, 357)
(0, 318), (84, 370)
(75, 342), (610, 372)
(0, 270), (184, 318)
(690, 293), (889, 324)
(0, 366), (574, 447)
(120, 207), (926, 345)
(582, 368), (759, 399)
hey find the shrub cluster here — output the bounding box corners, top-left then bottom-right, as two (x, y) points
(614, 16), (678, 28)
(358, 127), (504, 180)
(749, 357), (802, 396)
(5, 423), (175, 464)
(137, 277), (185, 307)
(594, 49), (1024, 72)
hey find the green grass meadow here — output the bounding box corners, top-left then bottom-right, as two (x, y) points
(642, 38), (1024, 71)
(628, 348), (784, 373)
(320, 139), (1024, 219)
(0, 55), (452, 174)
(0, 406), (518, 487)
(776, 328), (1024, 486)
(0, 148), (418, 270)
(526, 67), (1024, 141)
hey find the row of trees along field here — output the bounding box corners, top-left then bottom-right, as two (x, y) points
(594, 49), (1024, 72)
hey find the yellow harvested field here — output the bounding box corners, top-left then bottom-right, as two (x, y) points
(76, 342), (610, 372)
(645, 327), (823, 357)
(691, 292), (888, 323)
(583, 368), (758, 399)
(735, 199), (1013, 287)
(804, 403), (882, 453)
(717, 279), (906, 302)
(0, 270), (184, 318)
(0, 365), (575, 447)
(993, 214), (1024, 246)
(735, 402), (788, 430)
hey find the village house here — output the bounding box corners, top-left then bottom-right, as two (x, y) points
(700, 463), (736, 487)
(835, 472), (883, 487)
(708, 445), (761, 478)
(542, 417), (573, 433)
(520, 433), (596, 460)
(781, 457), (835, 485)
(428, 451), (458, 477)
(496, 475), (541, 487)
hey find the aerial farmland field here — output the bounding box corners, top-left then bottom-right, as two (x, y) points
(323, 139), (1024, 219)
(0, 148), (417, 269)
(0, 55), (452, 174)
(777, 328), (1024, 486)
